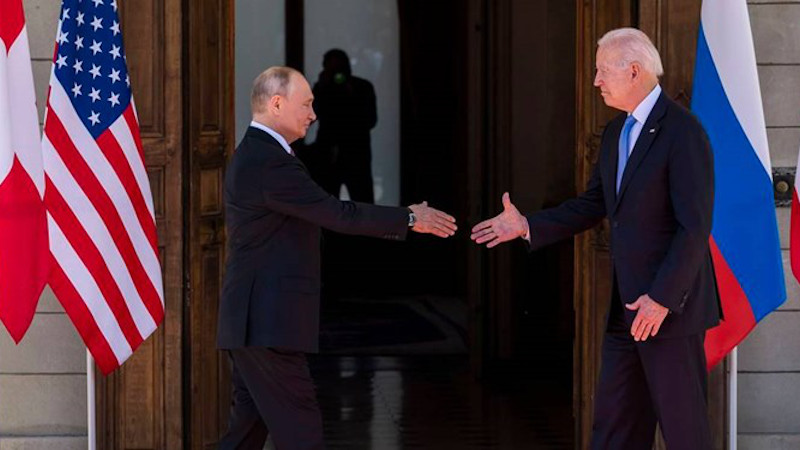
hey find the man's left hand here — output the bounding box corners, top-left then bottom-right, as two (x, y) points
(625, 294), (668, 342)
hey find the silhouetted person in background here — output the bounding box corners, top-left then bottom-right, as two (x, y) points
(311, 49), (377, 203)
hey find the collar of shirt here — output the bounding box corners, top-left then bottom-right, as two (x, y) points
(250, 121), (293, 155)
(625, 84), (662, 153)
(631, 84), (661, 124)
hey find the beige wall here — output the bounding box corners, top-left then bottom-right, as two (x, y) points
(739, 2), (800, 448)
(0, 1), (87, 449)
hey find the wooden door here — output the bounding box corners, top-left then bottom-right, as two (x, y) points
(185, 1), (235, 449)
(575, 1), (727, 448)
(97, 0), (185, 448)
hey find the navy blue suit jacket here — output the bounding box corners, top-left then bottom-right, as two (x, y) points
(217, 127), (408, 351)
(527, 92), (721, 338)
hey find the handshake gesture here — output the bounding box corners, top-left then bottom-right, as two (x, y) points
(407, 192), (529, 246)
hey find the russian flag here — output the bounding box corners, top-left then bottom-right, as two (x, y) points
(691, 0), (786, 370)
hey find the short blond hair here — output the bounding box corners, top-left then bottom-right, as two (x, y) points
(598, 28), (664, 77)
(250, 66), (302, 114)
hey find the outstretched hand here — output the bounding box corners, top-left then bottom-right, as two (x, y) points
(409, 201), (458, 238)
(470, 192), (529, 248)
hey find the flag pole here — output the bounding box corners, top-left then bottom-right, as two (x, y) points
(87, 351), (96, 450)
(729, 347), (738, 450)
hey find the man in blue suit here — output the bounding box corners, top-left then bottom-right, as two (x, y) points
(471, 28), (720, 450)
(218, 66), (457, 450)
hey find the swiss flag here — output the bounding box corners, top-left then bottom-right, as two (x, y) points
(0, 0), (49, 342)
(791, 145), (800, 284)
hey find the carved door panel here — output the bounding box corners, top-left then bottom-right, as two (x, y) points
(185, 1), (234, 449)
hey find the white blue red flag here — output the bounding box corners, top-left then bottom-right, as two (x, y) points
(691, 0), (785, 369)
(43, 0), (164, 374)
(0, 0), (49, 342)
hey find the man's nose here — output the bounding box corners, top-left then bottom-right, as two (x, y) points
(593, 73), (602, 87)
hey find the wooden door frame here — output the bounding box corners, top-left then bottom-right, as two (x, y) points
(184, 1), (235, 449)
(103, 2), (730, 449)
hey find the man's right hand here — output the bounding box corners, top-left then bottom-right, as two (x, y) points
(470, 192), (529, 248)
(408, 201), (458, 238)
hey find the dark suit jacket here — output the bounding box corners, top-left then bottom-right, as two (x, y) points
(527, 92), (721, 338)
(217, 127), (408, 352)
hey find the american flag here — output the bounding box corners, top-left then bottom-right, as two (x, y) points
(43, 0), (164, 374)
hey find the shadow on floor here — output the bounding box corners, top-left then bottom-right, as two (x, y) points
(319, 296), (468, 355)
(304, 297), (573, 449)
(310, 355), (573, 450)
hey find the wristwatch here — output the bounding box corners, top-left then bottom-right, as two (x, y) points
(407, 210), (417, 227)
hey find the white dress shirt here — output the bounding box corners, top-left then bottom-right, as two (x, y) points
(626, 84), (662, 156)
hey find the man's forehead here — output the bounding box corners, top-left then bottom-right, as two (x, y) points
(286, 74), (311, 96)
(595, 48), (623, 69)
(596, 47), (616, 60)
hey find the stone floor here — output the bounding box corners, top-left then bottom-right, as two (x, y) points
(309, 355), (574, 450)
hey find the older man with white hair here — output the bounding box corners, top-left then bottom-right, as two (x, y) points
(472, 28), (720, 449)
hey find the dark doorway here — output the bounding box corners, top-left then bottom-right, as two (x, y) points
(297, 0), (469, 358)
(286, 0), (576, 447)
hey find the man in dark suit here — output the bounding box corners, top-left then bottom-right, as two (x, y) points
(217, 66), (457, 450)
(471, 28), (719, 449)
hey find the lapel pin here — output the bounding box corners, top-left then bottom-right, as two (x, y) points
(649, 128), (656, 133)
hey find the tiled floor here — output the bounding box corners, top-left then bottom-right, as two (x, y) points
(309, 356), (574, 450)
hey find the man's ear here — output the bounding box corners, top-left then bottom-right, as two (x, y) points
(269, 95), (282, 114)
(630, 62), (641, 82)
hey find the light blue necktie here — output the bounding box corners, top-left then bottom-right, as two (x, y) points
(616, 115), (637, 193)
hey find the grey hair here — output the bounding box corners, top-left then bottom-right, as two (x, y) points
(598, 28), (664, 77)
(250, 66), (301, 113)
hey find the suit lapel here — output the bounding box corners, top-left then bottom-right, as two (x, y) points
(611, 93), (668, 214)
